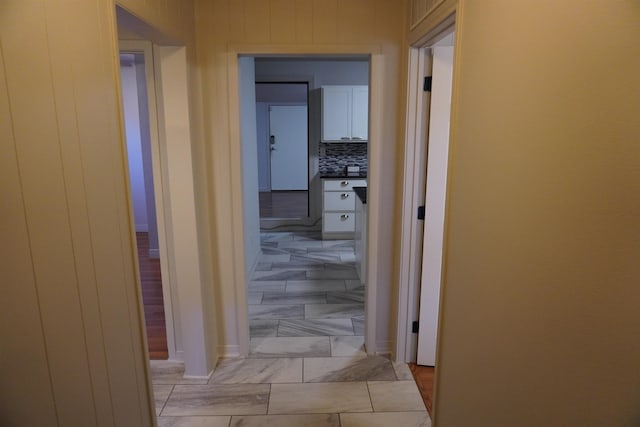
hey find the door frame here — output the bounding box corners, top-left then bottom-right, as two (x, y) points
(118, 40), (179, 361)
(395, 10), (458, 364)
(228, 46), (381, 356)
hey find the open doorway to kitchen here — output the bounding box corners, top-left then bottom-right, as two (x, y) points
(238, 55), (371, 358)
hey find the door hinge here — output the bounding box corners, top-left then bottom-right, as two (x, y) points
(417, 206), (425, 220)
(412, 321), (419, 333)
(423, 76), (432, 92)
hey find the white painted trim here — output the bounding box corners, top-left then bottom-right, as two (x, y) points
(119, 40), (179, 362)
(182, 371), (213, 381)
(154, 45), (213, 377)
(396, 3), (458, 374)
(226, 44), (382, 358)
(218, 345), (242, 359)
(395, 46), (430, 363)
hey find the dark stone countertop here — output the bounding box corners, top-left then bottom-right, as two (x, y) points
(353, 186), (367, 204)
(320, 171), (368, 179)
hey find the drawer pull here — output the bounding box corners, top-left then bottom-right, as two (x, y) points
(341, 181), (349, 186)
(341, 193), (350, 199)
(341, 214), (350, 220)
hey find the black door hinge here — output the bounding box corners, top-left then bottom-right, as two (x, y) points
(423, 76), (432, 92)
(412, 321), (420, 333)
(417, 206), (425, 220)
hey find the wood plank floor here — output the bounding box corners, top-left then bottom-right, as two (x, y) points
(259, 190), (308, 218)
(409, 363), (435, 416)
(136, 232), (168, 360)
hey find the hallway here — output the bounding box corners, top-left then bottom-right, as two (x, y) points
(150, 231), (431, 426)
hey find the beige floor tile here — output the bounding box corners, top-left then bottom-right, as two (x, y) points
(367, 381), (426, 412)
(303, 356), (395, 382)
(210, 358), (302, 384)
(330, 336), (366, 357)
(269, 382), (372, 414)
(162, 384), (269, 416)
(157, 416), (231, 427)
(392, 361), (415, 380)
(153, 385), (173, 416)
(340, 411), (431, 427)
(249, 337), (331, 358)
(230, 414), (340, 427)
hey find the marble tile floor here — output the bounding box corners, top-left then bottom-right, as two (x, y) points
(152, 358), (430, 426)
(151, 232), (430, 426)
(249, 232), (365, 358)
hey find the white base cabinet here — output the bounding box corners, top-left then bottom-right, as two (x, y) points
(322, 178), (367, 239)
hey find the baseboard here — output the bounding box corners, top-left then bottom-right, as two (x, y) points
(375, 341), (394, 359)
(148, 248), (160, 259)
(218, 345), (242, 359)
(170, 350), (184, 362)
(183, 371), (213, 381)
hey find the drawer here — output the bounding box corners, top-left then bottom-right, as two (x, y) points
(323, 179), (367, 191)
(323, 212), (355, 233)
(323, 191), (356, 211)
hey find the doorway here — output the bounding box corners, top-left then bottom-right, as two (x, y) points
(396, 28), (456, 416)
(238, 56), (371, 357)
(256, 82), (310, 219)
(119, 51), (168, 360)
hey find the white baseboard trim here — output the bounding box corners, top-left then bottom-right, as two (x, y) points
(218, 345), (242, 359)
(170, 350), (184, 362)
(148, 248), (160, 259)
(375, 341), (394, 359)
(183, 371), (213, 381)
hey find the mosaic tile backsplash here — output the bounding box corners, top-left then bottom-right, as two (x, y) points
(319, 143), (368, 175)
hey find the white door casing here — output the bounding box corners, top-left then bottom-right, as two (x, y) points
(269, 105), (309, 191)
(417, 45), (454, 366)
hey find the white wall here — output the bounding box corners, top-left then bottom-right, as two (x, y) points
(238, 57), (261, 276)
(121, 62), (149, 232)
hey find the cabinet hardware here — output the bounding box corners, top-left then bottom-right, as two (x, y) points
(341, 181), (349, 186)
(341, 214), (350, 220)
(341, 193), (350, 199)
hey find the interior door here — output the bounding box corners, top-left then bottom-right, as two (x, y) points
(417, 45), (455, 366)
(269, 105), (308, 191)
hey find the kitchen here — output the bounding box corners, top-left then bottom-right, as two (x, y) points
(239, 56), (371, 354)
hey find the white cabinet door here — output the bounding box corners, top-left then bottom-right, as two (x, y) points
(321, 86), (351, 141)
(351, 86), (369, 141)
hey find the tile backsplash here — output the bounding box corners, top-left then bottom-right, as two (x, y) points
(319, 143), (368, 175)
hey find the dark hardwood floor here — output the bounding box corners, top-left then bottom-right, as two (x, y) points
(136, 232), (168, 360)
(259, 190), (308, 218)
(409, 363), (435, 416)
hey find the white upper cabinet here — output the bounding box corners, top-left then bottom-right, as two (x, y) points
(321, 85), (369, 142)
